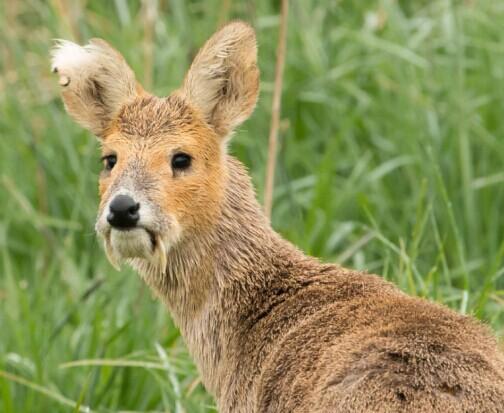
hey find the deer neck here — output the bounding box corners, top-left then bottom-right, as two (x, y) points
(133, 156), (301, 398)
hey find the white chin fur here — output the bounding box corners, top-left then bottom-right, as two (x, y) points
(103, 228), (173, 276)
(110, 228), (153, 259)
(97, 213), (182, 274)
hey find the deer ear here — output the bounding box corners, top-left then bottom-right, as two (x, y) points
(51, 39), (141, 138)
(180, 22), (259, 139)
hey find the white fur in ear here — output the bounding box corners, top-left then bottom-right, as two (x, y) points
(50, 38), (140, 137)
(51, 40), (95, 82)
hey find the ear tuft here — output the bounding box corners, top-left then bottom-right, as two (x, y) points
(181, 21), (259, 138)
(51, 40), (96, 76)
(51, 39), (140, 137)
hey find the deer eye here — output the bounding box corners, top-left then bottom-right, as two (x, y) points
(102, 154), (117, 171)
(171, 152), (192, 171)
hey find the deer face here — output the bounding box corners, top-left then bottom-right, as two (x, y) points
(51, 23), (259, 271)
(95, 95), (225, 270)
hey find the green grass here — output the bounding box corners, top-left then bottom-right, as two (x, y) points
(1, 0), (504, 411)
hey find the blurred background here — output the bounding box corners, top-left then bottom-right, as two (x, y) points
(1, 0), (504, 412)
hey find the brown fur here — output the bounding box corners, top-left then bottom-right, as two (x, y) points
(52, 22), (504, 412)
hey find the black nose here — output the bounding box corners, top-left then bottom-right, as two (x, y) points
(107, 195), (140, 229)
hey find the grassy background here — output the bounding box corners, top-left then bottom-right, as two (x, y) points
(1, 0), (504, 411)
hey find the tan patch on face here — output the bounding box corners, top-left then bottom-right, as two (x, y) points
(99, 95), (225, 238)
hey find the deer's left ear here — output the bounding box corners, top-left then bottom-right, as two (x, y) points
(51, 39), (142, 138)
(180, 21), (260, 139)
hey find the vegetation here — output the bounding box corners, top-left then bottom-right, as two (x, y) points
(1, 1), (504, 411)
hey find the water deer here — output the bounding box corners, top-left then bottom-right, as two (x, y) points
(51, 21), (504, 413)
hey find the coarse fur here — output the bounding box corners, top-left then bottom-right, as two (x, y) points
(51, 21), (504, 412)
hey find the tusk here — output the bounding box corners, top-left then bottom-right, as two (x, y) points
(157, 236), (167, 275)
(104, 240), (121, 271)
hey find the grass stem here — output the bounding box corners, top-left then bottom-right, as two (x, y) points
(263, 0), (288, 219)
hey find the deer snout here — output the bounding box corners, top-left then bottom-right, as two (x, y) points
(107, 194), (140, 229)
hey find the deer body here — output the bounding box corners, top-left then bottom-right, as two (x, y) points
(51, 22), (504, 412)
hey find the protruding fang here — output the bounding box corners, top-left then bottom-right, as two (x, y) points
(157, 237), (167, 274)
(104, 239), (121, 271)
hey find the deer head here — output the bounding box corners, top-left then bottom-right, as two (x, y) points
(51, 22), (259, 277)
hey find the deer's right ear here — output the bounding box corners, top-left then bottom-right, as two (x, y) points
(51, 39), (141, 138)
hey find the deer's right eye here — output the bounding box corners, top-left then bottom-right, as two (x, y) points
(102, 154), (117, 171)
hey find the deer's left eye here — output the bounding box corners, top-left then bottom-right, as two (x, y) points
(102, 154), (117, 171)
(171, 153), (192, 171)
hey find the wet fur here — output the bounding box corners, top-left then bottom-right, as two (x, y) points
(52, 22), (504, 412)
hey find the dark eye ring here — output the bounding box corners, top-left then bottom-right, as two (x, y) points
(171, 152), (192, 171)
(102, 154), (117, 171)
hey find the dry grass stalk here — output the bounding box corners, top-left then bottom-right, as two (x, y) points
(264, 0), (288, 219)
(142, 0), (157, 90)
